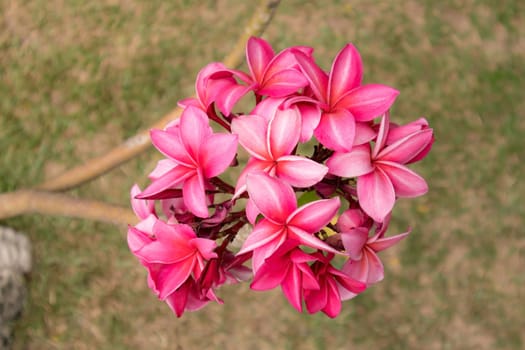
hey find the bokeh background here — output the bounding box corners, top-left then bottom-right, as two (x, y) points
(1, 0), (524, 349)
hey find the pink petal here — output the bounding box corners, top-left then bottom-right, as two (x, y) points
(305, 281), (328, 314)
(281, 266), (303, 312)
(267, 107), (301, 159)
(150, 129), (193, 168)
(354, 121), (377, 145)
(250, 96), (283, 119)
(294, 50), (329, 103)
(246, 36), (274, 82)
(372, 113), (390, 158)
(200, 133), (238, 178)
(180, 107), (212, 162)
(287, 197), (340, 233)
(386, 118), (429, 144)
(376, 161), (428, 197)
(246, 173), (297, 224)
(237, 220), (285, 255)
(336, 209), (367, 232)
(195, 62), (228, 104)
(234, 158), (272, 198)
(251, 259), (288, 290)
(138, 166), (195, 199)
(330, 267), (367, 294)
(314, 109), (356, 152)
(357, 168), (395, 222)
(275, 155), (328, 187)
(335, 84), (399, 122)
(127, 225), (154, 253)
(154, 220), (195, 243)
(134, 214), (157, 236)
(287, 226), (339, 254)
(165, 279), (190, 316)
(327, 144), (373, 178)
(362, 249), (385, 284)
(322, 279), (342, 318)
(154, 259), (196, 300)
(296, 103), (321, 142)
(328, 44), (363, 105)
(182, 172), (209, 218)
(148, 159), (179, 180)
(340, 228), (369, 260)
(245, 197), (260, 224)
(191, 238), (218, 260)
(259, 69), (308, 97)
(377, 128), (433, 164)
(263, 47), (303, 77)
(342, 256), (369, 284)
(215, 83), (254, 116)
(231, 115), (271, 161)
(130, 184), (155, 219)
(177, 97), (202, 110)
(368, 231), (410, 252)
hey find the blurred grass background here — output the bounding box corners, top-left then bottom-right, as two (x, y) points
(1, 0), (524, 349)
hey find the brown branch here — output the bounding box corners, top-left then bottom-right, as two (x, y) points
(0, 190), (136, 226)
(36, 0), (282, 192)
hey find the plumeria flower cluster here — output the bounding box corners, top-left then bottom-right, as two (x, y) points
(128, 37), (434, 318)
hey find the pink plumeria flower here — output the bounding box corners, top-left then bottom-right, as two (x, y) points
(212, 36), (311, 115)
(251, 96), (322, 143)
(294, 44), (398, 152)
(327, 113), (433, 222)
(385, 117), (434, 163)
(304, 252), (367, 318)
(231, 106), (328, 196)
(237, 173), (340, 272)
(130, 220), (217, 300)
(165, 277), (220, 317)
(137, 106), (238, 218)
(337, 209), (409, 290)
(250, 240), (320, 312)
(178, 62), (238, 112)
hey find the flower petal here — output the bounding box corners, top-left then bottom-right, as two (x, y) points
(328, 43), (363, 105)
(150, 129), (193, 167)
(376, 161), (428, 197)
(335, 84), (399, 122)
(340, 228), (369, 260)
(281, 266), (304, 312)
(368, 231), (410, 252)
(200, 133), (238, 178)
(357, 168), (395, 222)
(153, 259), (196, 300)
(131, 184), (155, 219)
(276, 155), (328, 187)
(268, 107), (301, 159)
(183, 172), (209, 218)
(137, 166), (195, 199)
(296, 103), (321, 142)
(314, 109), (356, 152)
(237, 220), (285, 255)
(287, 226), (339, 254)
(246, 36), (274, 82)
(246, 173), (297, 224)
(287, 197), (340, 234)
(259, 69), (308, 97)
(327, 144), (373, 178)
(377, 128), (433, 164)
(231, 115), (271, 160)
(180, 107), (212, 161)
(293, 50), (329, 103)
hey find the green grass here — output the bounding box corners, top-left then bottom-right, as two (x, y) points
(1, 0), (524, 349)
